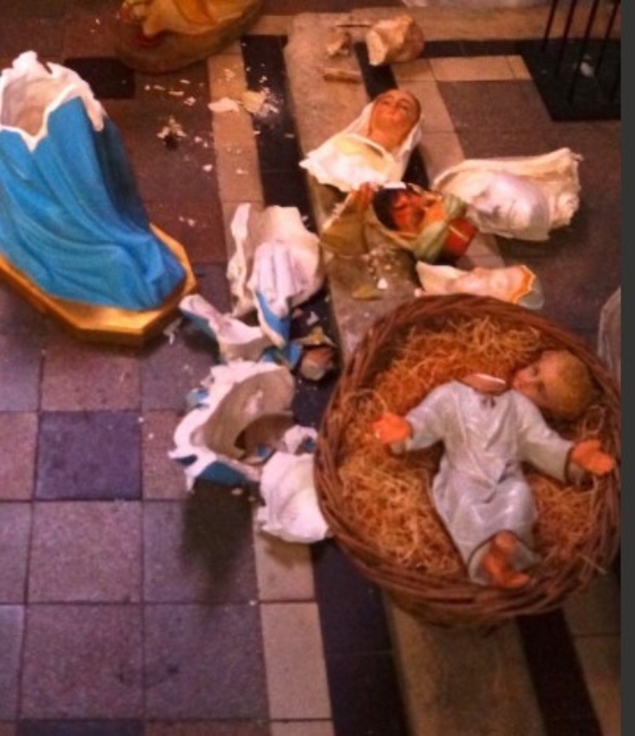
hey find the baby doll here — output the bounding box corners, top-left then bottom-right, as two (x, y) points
(372, 349), (615, 589)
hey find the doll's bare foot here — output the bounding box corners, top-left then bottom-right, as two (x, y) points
(480, 531), (531, 589)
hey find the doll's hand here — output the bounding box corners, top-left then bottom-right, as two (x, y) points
(372, 412), (412, 445)
(571, 439), (616, 475)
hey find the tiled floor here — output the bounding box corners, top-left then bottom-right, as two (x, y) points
(0, 1), (620, 736)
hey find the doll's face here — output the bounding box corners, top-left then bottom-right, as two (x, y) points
(512, 351), (571, 414)
(368, 90), (420, 146)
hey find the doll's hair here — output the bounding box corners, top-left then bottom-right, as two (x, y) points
(544, 349), (597, 421)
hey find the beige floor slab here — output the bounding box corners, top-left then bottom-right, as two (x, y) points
(270, 721), (335, 736)
(253, 524), (316, 602)
(387, 603), (546, 736)
(430, 55), (516, 82)
(573, 633), (621, 736)
(260, 602), (332, 721)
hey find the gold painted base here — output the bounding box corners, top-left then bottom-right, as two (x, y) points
(0, 225), (197, 346)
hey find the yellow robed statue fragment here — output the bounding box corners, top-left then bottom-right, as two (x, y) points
(115, 0), (264, 73)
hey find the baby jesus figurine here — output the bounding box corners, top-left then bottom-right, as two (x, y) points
(372, 350), (616, 589)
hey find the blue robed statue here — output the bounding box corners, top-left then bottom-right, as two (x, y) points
(0, 51), (186, 312)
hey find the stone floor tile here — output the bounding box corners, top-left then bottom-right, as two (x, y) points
(0, 284), (50, 337)
(144, 603), (268, 719)
(324, 651), (407, 736)
(0, 605), (24, 719)
(29, 501), (142, 603)
(0, 17), (64, 58)
(142, 410), (191, 500)
(563, 574), (620, 636)
(388, 604), (544, 736)
(311, 541), (391, 655)
(140, 331), (216, 411)
(418, 131), (465, 183)
(36, 411), (142, 500)
(146, 722), (270, 736)
(0, 504), (30, 602)
(0, 724), (16, 736)
(507, 54), (532, 80)
(437, 80), (552, 133)
(430, 55), (515, 82)
(260, 602), (331, 720)
(21, 604), (143, 719)
(0, 413), (37, 500)
(253, 526), (315, 602)
(143, 495), (258, 603)
(0, 334), (43, 412)
(17, 722), (143, 736)
(573, 634), (620, 736)
(270, 722), (334, 736)
(215, 145), (264, 203)
(41, 334), (141, 411)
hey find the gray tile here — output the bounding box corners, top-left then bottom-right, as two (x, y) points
(146, 723), (270, 736)
(0, 503), (31, 602)
(144, 494), (258, 603)
(142, 410), (191, 499)
(0, 412), (37, 500)
(41, 334), (141, 411)
(36, 411), (142, 500)
(0, 334), (43, 411)
(29, 501), (142, 603)
(438, 80), (552, 135)
(21, 604), (143, 718)
(140, 331), (217, 411)
(144, 603), (268, 719)
(17, 722), (143, 736)
(0, 605), (24, 719)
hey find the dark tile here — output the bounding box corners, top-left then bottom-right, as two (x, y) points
(188, 262), (233, 313)
(0, 413), (38, 500)
(541, 717), (602, 736)
(21, 604), (143, 718)
(0, 503), (31, 602)
(36, 410), (141, 500)
(424, 40), (465, 58)
(438, 80), (552, 134)
(354, 42), (399, 100)
(260, 168), (315, 221)
(311, 540), (392, 654)
(0, 605), (24, 719)
(517, 610), (601, 731)
(0, 283), (50, 337)
(462, 39), (520, 56)
(29, 501), (142, 603)
(62, 57), (135, 99)
(325, 651), (409, 736)
(144, 603), (268, 719)
(17, 722), (143, 736)
(144, 494), (258, 603)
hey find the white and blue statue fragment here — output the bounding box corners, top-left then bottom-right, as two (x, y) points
(0, 51), (195, 343)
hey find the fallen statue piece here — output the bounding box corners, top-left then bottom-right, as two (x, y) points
(0, 51), (195, 345)
(416, 262), (544, 309)
(432, 148), (582, 241)
(300, 88), (424, 193)
(365, 14), (425, 66)
(114, 0), (264, 73)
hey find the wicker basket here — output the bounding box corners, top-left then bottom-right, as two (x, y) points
(315, 294), (620, 628)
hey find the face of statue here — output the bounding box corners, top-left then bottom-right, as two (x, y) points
(452, 265), (538, 304)
(472, 172), (550, 235)
(368, 89), (420, 148)
(512, 351), (571, 414)
(388, 188), (428, 233)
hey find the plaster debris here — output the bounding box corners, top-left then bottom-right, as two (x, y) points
(208, 96), (241, 113)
